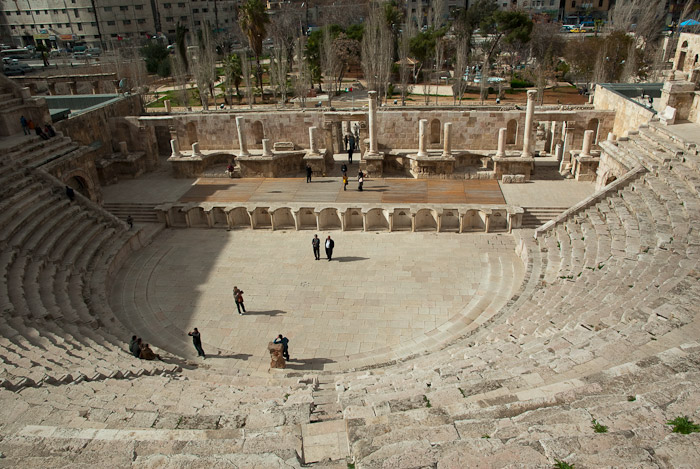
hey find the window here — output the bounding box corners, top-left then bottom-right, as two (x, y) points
(193, 8), (199, 13)
(40, 24), (44, 28)
(74, 9), (79, 17)
(107, 20), (115, 25)
(104, 7), (112, 11)
(168, 29), (175, 34)
(137, 18), (145, 24)
(123, 19), (131, 24)
(166, 16), (173, 21)
(91, 22), (96, 26)
(10, 25), (15, 29)
(598, 0), (603, 5)
(194, 20), (201, 25)
(94, 35), (99, 38)
(88, 8), (93, 13)
(180, 16), (186, 20)
(202, 8), (208, 12)
(44, 10), (48, 14)
(120, 6), (128, 11)
(178, 3), (185, 7)
(163, 3), (171, 8)
(62, 9), (66, 13)
(572, 1), (576, 6)
(135, 4), (143, 10)
(111, 33), (117, 37)
(78, 23), (82, 30)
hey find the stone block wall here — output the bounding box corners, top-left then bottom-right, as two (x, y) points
(674, 33), (700, 73)
(594, 84), (655, 138)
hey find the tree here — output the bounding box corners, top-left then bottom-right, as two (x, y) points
(321, 26), (340, 106)
(141, 42), (171, 77)
(175, 22), (189, 72)
(526, 22), (565, 104)
(293, 36), (312, 108)
(269, 38), (289, 106)
(240, 50), (255, 107)
(238, 0), (269, 91)
(192, 26), (218, 110)
(362, 3), (393, 102)
(222, 53), (242, 106)
(398, 18), (417, 105)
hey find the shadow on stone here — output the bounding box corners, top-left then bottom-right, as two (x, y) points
(244, 309), (287, 316)
(284, 357), (336, 370)
(334, 256), (369, 263)
(213, 353), (252, 360)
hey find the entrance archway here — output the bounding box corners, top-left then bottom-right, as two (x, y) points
(66, 175), (91, 199)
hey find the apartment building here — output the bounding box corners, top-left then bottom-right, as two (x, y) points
(0, 0), (240, 49)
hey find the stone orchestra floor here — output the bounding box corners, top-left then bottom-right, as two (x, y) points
(111, 230), (524, 371)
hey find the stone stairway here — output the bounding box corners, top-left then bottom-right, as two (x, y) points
(521, 206), (568, 228)
(103, 202), (161, 224)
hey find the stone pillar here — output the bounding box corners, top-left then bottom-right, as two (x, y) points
(170, 139), (181, 158)
(417, 119), (428, 157)
(91, 81), (99, 94)
(164, 100), (172, 113)
(118, 141), (128, 154)
(441, 122), (452, 157)
(235, 116), (250, 156)
(521, 89), (537, 158)
(581, 129), (594, 157)
(588, 93), (594, 104)
(562, 125), (575, 159)
(554, 143), (563, 162)
(308, 126), (320, 155)
(68, 82), (78, 95)
(550, 121), (559, 154)
(262, 139), (272, 156)
(192, 142), (201, 156)
(367, 90), (379, 155)
(47, 82), (57, 96)
(496, 128), (507, 157)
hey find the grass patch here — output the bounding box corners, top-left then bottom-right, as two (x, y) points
(667, 416), (700, 434)
(554, 460), (575, 469)
(627, 395), (636, 401)
(591, 418), (608, 433)
(423, 395), (432, 408)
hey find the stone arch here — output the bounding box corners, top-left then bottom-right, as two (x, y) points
(695, 54), (699, 65)
(586, 118), (600, 143)
(506, 119), (517, 144)
(252, 120), (264, 145)
(682, 40), (689, 48)
(251, 207), (272, 229)
(439, 209), (460, 232)
(429, 119), (441, 144)
(343, 208), (363, 231)
(463, 209), (486, 232)
(271, 207), (295, 230)
(186, 122), (197, 146)
(210, 207), (228, 227)
(490, 210), (508, 232)
(66, 174), (92, 199)
(319, 208), (341, 230)
(415, 209), (437, 232)
(298, 208), (318, 230)
(187, 207), (208, 228)
(365, 208), (389, 231)
(605, 174), (617, 186)
(392, 209), (412, 231)
(229, 207), (251, 228)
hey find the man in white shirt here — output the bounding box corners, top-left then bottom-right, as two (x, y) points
(325, 236), (335, 261)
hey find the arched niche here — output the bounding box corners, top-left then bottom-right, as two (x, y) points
(251, 207), (272, 229)
(271, 207), (295, 230)
(440, 209), (460, 232)
(586, 118), (600, 144)
(252, 120), (264, 145)
(319, 208), (341, 230)
(490, 209), (508, 232)
(392, 209), (412, 231)
(186, 122), (197, 146)
(187, 207), (208, 228)
(463, 209), (486, 232)
(298, 208), (318, 230)
(343, 208), (364, 231)
(229, 207), (251, 229)
(168, 207), (188, 227)
(210, 207), (228, 227)
(430, 119), (441, 144)
(365, 208), (389, 231)
(415, 208), (437, 232)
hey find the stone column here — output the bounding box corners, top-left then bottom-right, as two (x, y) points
(417, 119), (428, 157)
(170, 139), (181, 158)
(581, 130), (594, 157)
(192, 142), (201, 156)
(549, 121), (559, 154)
(521, 89), (537, 158)
(496, 128), (507, 157)
(441, 122), (452, 157)
(118, 141), (128, 155)
(262, 139), (272, 156)
(554, 143), (563, 162)
(164, 100), (172, 113)
(68, 82), (78, 95)
(235, 116), (250, 156)
(308, 126), (319, 155)
(367, 90), (379, 155)
(47, 82), (57, 96)
(91, 81), (99, 94)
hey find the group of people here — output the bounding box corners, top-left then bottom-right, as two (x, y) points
(312, 234), (335, 261)
(20, 115), (55, 140)
(183, 327), (290, 362)
(339, 163), (365, 191)
(129, 336), (162, 360)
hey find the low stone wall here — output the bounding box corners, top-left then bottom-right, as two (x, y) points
(594, 84), (655, 138)
(155, 202), (525, 234)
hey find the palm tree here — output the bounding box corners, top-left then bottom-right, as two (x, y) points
(223, 53), (243, 105)
(238, 0), (269, 91)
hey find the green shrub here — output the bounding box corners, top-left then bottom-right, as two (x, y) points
(554, 460), (575, 469)
(511, 77), (534, 88)
(667, 416), (700, 434)
(591, 418), (608, 433)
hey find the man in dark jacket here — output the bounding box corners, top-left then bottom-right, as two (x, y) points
(325, 236), (335, 261)
(188, 328), (206, 358)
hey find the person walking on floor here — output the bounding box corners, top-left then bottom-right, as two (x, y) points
(312, 234), (321, 260)
(188, 328), (206, 358)
(325, 235), (334, 261)
(126, 215), (134, 230)
(306, 164), (312, 183)
(347, 135), (355, 164)
(358, 170), (364, 191)
(343, 173), (348, 191)
(233, 286), (246, 314)
(341, 163), (347, 177)
(20, 116), (29, 135)
(274, 334), (290, 360)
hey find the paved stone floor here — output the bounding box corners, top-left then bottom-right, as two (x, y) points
(179, 177), (506, 204)
(112, 230), (523, 371)
(499, 178), (595, 207)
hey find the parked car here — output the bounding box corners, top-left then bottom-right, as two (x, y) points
(3, 62), (32, 75)
(72, 51), (87, 59)
(87, 47), (101, 56)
